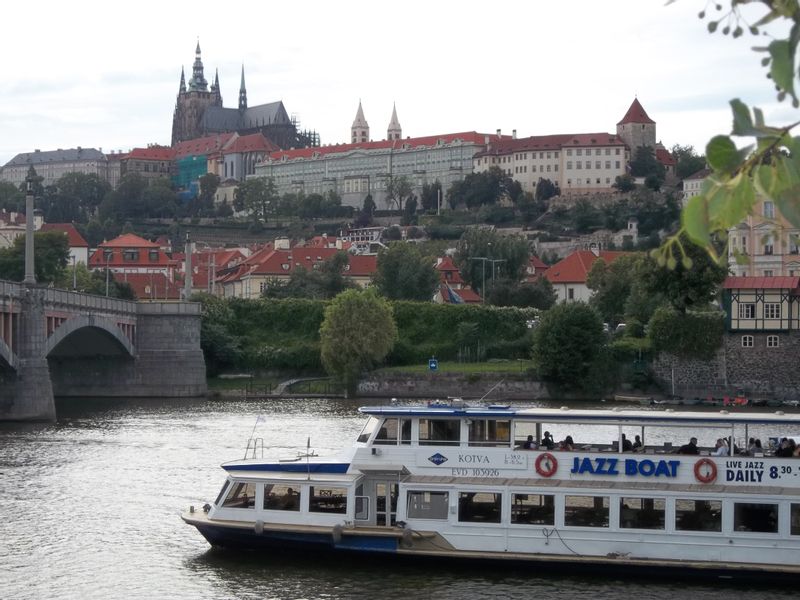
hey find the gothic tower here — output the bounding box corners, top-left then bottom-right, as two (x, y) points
(351, 101), (369, 144)
(171, 42), (223, 145)
(238, 66), (247, 111)
(387, 103), (402, 140)
(616, 97), (656, 154)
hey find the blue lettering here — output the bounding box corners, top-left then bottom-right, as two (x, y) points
(595, 457), (608, 475)
(668, 460), (680, 477)
(639, 459), (655, 476)
(625, 459), (637, 476)
(606, 458), (619, 475)
(579, 457), (594, 474)
(654, 460), (672, 477)
(571, 457), (580, 474)
(726, 469), (735, 482)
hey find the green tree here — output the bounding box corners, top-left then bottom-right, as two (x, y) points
(320, 288), (398, 396)
(385, 175), (413, 211)
(671, 144), (706, 180)
(648, 306), (724, 360)
(586, 254), (642, 325)
(446, 167), (522, 209)
(454, 228), (529, 294)
(420, 181), (442, 212)
(640, 234), (728, 314)
(573, 199), (602, 233)
(0, 231), (69, 283)
(532, 302), (605, 390)
(534, 178), (560, 202)
(0, 181), (22, 211)
(197, 173), (220, 216)
(401, 196), (418, 226)
(485, 277), (556, 309)
(235, 177), (278, 222)
(195, 293), (243, 376)
(629, 146), (666, 187)
(373, 242), (439, 301)
(263, 251), (357, 300)
(613, 174), (636, 192)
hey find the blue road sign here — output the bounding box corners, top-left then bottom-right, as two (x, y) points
(429, 358), (438, 371)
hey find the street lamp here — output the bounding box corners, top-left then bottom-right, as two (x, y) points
(72, 256), (77, 291)
(468, 257), (489, 302)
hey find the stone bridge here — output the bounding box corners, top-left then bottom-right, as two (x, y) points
(0, 279), (206, 421)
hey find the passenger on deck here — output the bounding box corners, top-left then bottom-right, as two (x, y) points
(677, 437), (699, 455)
(775, 438), (794, 457)
(560, 435), (574, 451)
(713, 438), (729, 456)
(621, 434), (633, 452)
(523, 435), (536, 450)
(632, 435), (643, 451)
(541, 431), (555, 450)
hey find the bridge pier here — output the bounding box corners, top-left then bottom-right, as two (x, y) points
(0, 288), (56, 421)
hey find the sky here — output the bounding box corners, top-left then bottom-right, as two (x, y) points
(0, 0), (793, 166)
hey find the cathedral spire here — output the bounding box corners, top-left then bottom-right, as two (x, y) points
(238, 65), (247, 111)
(351, 100), (369, 144)
(179, 66), (186, 94)
(189, 40), (208, 92)
(387, 102), (402, 140)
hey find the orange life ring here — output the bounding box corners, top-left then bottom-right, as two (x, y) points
(694, 458), (718, 484)
(535, 452), (558, 477)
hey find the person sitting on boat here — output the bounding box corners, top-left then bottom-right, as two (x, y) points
(713, 438), (729, 456)
(632, 435), (643, 451)
(523, 435), (537, 450)
(560, 435), (574, 451)
(541, 431), (555, 450)
(621, 434), (633, 452)
(775, 438), (794, 457)
(677, 437), (699, 455)
(282, 488), (298, 510)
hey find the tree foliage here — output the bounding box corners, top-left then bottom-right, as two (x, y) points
(262, 251), (357, 300)
(454, 228), (529, 294)
(485, 277), (556, 309)
(235, 177), (279, 222)
(586, 254), (642, 325)
(373, 242), (439, 301)
(0, 231), (69, 283)
(648, 306), (724, 360)
(535, 178), (560, 202)
(532, 302), (605, 390)
(385, 175), (413, 211)
(671, 144), (707, 180)
(319, 288), (398, 395)
(447, 167), (523, 209)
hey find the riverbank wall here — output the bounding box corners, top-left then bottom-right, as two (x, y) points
(357, 372), (548, 400)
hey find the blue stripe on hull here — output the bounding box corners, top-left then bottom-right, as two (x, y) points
(223, 462), (350, 473)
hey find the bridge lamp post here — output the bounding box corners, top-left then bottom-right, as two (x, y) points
(72, 256), (77, 291)
(105, 254), (111, 297)
(23, 177), (36, 285)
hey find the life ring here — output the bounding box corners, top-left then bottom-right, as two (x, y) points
(535, 452), (558, 477)
(694, 458), (718, 484)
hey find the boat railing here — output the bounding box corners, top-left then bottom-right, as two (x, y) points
(245, 437), (265, 459)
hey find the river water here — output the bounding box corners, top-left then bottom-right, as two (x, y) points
(0, 396), (793, 600)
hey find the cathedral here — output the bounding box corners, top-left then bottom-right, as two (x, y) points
(171, 43), (318, 149)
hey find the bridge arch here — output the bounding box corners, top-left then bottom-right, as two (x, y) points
(0, 337), (16, 370)
(45, 315), (135, 359)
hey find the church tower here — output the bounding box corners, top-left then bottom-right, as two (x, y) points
(238, 66), (248, 111)
(387, 103), (402, 140)
(616, 97), (656, 153)
(351, 101), (369, 144)
(171, 41), (223, 145)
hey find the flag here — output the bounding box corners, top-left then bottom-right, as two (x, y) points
(256, 415), (266, 424)
(446, 284), (464, 304)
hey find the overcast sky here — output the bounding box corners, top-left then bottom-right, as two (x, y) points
(0, 0), (791, 166)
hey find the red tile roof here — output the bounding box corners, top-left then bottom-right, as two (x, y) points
(655, 147), (676, 166)
(529, 255), (548, 270)
(345, 254), (377, 277)
(223, 133), (279, 155)
(114, 272), (182, 300)
(685, 167), (712, 180)
(174, 133), (235, 159)
(545, 250), (630, 284)
(617, 98), (655, 125)
(436, 256), (465, 285)
(438, 284), (482, 304)
(99, 233), (159, 249)
(40, 223), (88, 248)
(723, 276), (800, 290)
(126, 146), (176, 161)
(475, 133), (625, 157)
(268, 132), (506, 162)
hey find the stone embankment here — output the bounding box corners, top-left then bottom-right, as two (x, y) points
(357, 372), (547, 400)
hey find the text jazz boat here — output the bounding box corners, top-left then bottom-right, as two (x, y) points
(182, 401), (800, 581)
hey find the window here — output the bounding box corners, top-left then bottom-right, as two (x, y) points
(767, 335), (779, 348)
(764, 303), (781, 319)
(468, 419), (511, 447)
(764, 201), (775, 219)
(309, 486), (347, 514)
(564, 495), (609, 527)
(675, 499), (722, 532)
(738, 303), (755, 319)
(615, 148), (621, 155)
(356, 416), (380, 443)
(567, 288), (575, 300)
(615, 161), (621, 169)
(567, 161), (572, 169)
(264, 483), (300, 511)
(419, 419), (460, 445)
(792, 504), (800, 535)
(620, 497), (665, 530)
(576, 162), (582, 170)
(148, 250), (159, 262)
(123, 249), (139, 262)
(742, 335), (754, 348)
(407, 491), (449, 519)
(511, 493), (554, 525)
(458, 491), (501, 523)
(576, 149), (582, 156)
(554, 165), (558, 172)
(605, 148), (611, 155)
(222, 481), (256, 509)
(374, 418), (412, 445)
(763, 270), (774, 277)
(566, 149), (572, 156)
(595, 161), (601, 169)
(605, 161), (611, 169)
(764, 236), (774, 255)
(103, 249), (113, 262)
(734, 502), (778, 533)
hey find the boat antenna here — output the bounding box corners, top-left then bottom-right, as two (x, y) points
(306, 436), (311, 480)
(479, 379), (505, 401)
(249, 415), (265, 441)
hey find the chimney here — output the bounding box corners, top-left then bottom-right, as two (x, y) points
(496, 129), (501, 137)
(484, 135), (490, 144)
(512, 129), (517, 139)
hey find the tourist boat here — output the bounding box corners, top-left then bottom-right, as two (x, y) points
(182, 401), (800, 581)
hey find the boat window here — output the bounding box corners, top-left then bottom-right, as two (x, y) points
(357, 417), (380, 443)
(619, 497), (666, 530)
(419, 419), (460, 446)
(400, 418), (412, 445)
(734, 502), (778, 533)
(309, 486), (347, 514)
(374, 418), (399, 445)
(468, 419), (511, 447)
(511, 493), (554, 525)
(458, 492), (502, 524)
(407, 491), (449, 519)
(221, 481), (257, 509)
(791, 504), (800, 535)
(263, 483), (301, 512)
(675, 499), (722, 532)
(214, 481), (230, 507)
(564, 495), (609, 528)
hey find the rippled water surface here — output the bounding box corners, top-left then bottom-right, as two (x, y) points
(0, 396), (792, 599)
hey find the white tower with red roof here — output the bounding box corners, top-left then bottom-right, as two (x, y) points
(616, 97), (656, 152)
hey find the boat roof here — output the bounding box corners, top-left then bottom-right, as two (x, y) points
(223, 470), (359, 484)
(359, 405), (800, 427)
